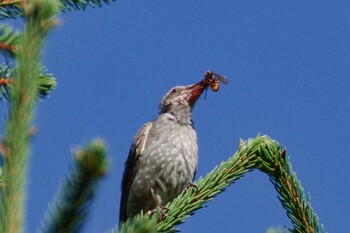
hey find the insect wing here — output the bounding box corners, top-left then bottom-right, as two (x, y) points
(213, 73), (229, 84)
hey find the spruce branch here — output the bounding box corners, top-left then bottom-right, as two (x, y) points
(115, 212), (158, 233)
(266, 227), (289, 233)
(0, 24), (56, 100)
(0, 0), (117, 19)
(0, 0), (59, 232)
(0, 23), (21, 57)
(0, 166), (3, 191)
(60, 0), (117, 12)
(116, 136), (262, 233)
(0, 64), (57, 101)
(154, 136), (262, 233)
(0, 63), (11, 100)
(34, 68), (57, 99)
(38, 139), (109, 233)
(257, 142), (325, 233)
(116, 136), (325, 233)
(0, 0), (22, 19)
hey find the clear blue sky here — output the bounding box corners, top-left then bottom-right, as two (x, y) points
(6, 0), (349, 232)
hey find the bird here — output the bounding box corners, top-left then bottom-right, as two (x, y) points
(119, 78), (209, 224)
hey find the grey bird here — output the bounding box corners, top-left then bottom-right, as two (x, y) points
(119, 79), (209, 224)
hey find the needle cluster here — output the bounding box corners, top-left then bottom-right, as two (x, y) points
(0, 0), (117, 19)
(117, 136), (325, 233)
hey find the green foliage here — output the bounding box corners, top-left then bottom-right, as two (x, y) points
(61, 0), (118, 11)
(0, 0), (117, 19)
(0, 24), (56, 100)
(155, 137), (261, 232)
(116, 211), (159, 233)
(0, 0), (60, 232)
(38, 139), (109, 233)
(0, 64), (56, 101)
(258, 142), (325, 233)
(117, 136), (325, 233)
(0, 24), (21, 57)
(0, 167), (3, 191)
(0, 64), (11, 100)
(266, 227), (289, 233)
(0, 0), (22, 19)
(35, 68), (57, 99)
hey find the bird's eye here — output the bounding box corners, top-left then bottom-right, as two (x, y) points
(171, 88), (178, 93)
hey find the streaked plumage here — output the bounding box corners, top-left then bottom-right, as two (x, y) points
(119, 80), (208, 224)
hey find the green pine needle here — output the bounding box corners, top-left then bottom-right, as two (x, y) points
(60, 0), (118, 11)
(154, 136), (262, 233)
(116, 136), (325, 233)
(0, 0), (60, 232)
(117, 211), (159, 233)
(0, 0), (118, 19)
(0, 64), (57, 101)
(257, 145), (325, 233)
(38, 139), (109, 233)
(0, 24), (21, 57)
(0, 25), (56, 101)
(35, 69), (57, 100)
(0, 64), (11, 100)
(0, 167), (3, 191)
(0, 1), (22, 19)
(266, 227), (289, 233)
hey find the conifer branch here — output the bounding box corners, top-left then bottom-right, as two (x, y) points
(0, 166), (3, 190)
(34, 68), (57, 100)
(60, 0), (117, 11)
(0, 64), (11, 100)
(257, 141), (325, 233)
(116, 136), (325, 233)
(116, 137), (261, 233)
(38, 139), (109, 233)
(0, 24), (20, 56)
(154, 136), (262, 233)
(0, 0), (117, 19)
(0, 25), (56, 101)
(114, 213), (158, 233)
(0, 64), (56, 101)
(0, 1), (22, 19)
(0, 0), (59, 232)
(266, 227), (288, 233)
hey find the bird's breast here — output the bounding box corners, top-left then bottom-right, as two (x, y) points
(140, 114), (198, 199)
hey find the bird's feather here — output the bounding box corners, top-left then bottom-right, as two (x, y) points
(119, 122), (153, 224)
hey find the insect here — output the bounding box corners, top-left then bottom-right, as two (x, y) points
(204, 70), (228, 92)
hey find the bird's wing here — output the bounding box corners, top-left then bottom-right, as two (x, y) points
(119, 122), (153, 224)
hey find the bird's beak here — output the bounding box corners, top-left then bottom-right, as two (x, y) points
(185, 80), (209, 107)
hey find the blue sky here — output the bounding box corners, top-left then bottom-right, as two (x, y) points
(4, 0), (349, 232)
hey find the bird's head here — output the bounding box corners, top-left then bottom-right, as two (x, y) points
(159, 80), (208, 123)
